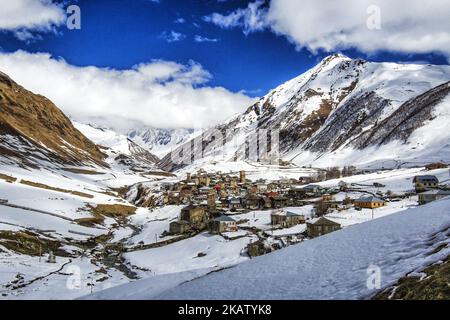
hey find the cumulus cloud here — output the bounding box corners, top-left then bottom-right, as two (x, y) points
(0, 51), (255, 131)
(0, 0), (65, 40)
(205, 0), (450, 58)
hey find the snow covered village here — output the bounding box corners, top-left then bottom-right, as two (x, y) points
(0, 0), (450, 304)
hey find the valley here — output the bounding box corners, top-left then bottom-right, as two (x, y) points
(1, 55), (450, 300)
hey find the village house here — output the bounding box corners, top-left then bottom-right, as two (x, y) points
(307, 217), (341, 238)
(180, 205), (208, 225)
(298, 176), (314, 185)
(256, 182), (268, 192)
(170, 205), (209, 234)
(199, 186), (212, 194)
(169, 220), (191, 234)
(228, 197), (243, 211)
(271, 210), (306, 228)
(209, 215), (238, 234)
(418, 190), (450, 205)
(353, 196), (386, 209)
(272, 195), (289, 208)
(302, 184), (323, 197)
(413, 175), (439, 193)
(245, 194), (263, 210)
(314, 200), (345, 216)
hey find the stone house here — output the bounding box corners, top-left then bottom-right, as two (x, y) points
(180, 205), (207, 226)
(418, 190), (450, 205)
(228, 197), (243, 211)
(413, 175), (439, 193)
(307, 217), (341, 238)
(209, 215), (238, 234)
(169, 220), (191, 234)
(303, 184), (323, 197)
(272, 196), (289, 208)
(271, 210), (306, 228)
(245, 194), (264, 210)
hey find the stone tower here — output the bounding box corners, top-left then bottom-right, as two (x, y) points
(240, 170), (246, 184)
(207, 191), (216, 211)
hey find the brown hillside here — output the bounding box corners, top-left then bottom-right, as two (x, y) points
(0, 71), (106, 167)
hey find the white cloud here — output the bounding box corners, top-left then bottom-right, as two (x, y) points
(194, 35), (219, 43)
(0, 50), (255, 131)
(159, 30), (187, 43)
(203, 0), (267, 35)
(205, 0), (450, 58)
(0, 0), (65, 31)
(174, 18), (186, 24)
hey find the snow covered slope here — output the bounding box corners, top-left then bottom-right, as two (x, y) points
(73, 122), (161, 172)
(159, 54), (450, 171)
(88, 196), (450, 300)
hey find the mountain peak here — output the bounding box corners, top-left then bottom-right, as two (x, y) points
(321, 53), (352, 64)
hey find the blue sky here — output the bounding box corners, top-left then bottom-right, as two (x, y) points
(1, 0), (448, 96)
(0, 0), (449, 130)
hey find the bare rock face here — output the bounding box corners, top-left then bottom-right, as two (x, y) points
(353, 81), (450, 148)
(0, 71), (107, 168)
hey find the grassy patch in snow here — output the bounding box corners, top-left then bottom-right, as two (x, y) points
(0, 230), (69, 257)
(373, 255), (450, 300)
(0, 173), (17, 183)
(19, 179), (94, 199)
(76, 204), (136, 227)
(92, 204), (136, 217)
(63, 168), (106, 175)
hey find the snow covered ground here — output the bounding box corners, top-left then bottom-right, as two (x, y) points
(1, 164), (448, 299)
(124, 232), (256, 277)
(88, 196), (450, 300)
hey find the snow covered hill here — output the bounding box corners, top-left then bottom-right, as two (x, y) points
(85, 196), (450, 300)
(0, 71), (106, 169)
(159, 54), (450, 171)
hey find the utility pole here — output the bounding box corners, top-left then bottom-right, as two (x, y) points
(39, 244), (42, 263)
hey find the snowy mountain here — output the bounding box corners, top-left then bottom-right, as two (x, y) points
(127, 127), (197, 159)
(73, 122), (161, 172)
(159, 54), (450, 171)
